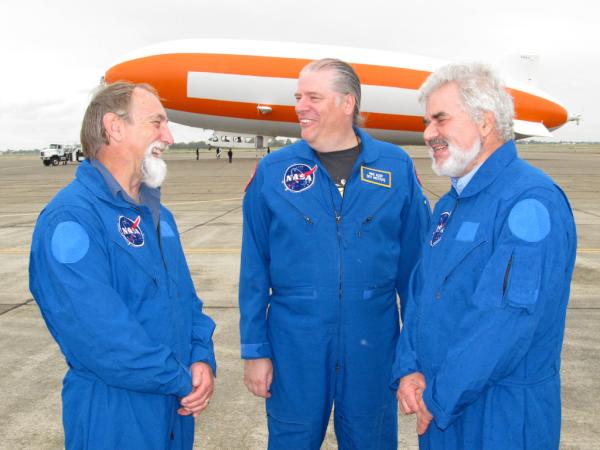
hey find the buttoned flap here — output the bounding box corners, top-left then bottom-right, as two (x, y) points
(268, 286), (318, 329)
(270, 286), (318, 299)
(441, 235), (488, 282)
(269, 186), (322, 230)
(362, 282), (396, 300)
(352, 183), (400, 233)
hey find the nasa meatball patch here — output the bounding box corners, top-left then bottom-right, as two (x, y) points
(118, 215), (144, 247)
(430, 211), (451, 247)
(282, 163), (318, 193)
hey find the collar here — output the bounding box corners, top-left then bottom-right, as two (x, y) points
(451, 163), (482, 196)
(458, 140), (517, 198)
(90, 159), (160, 206)
(292, 127), (380, 164)
(91, 159), (133, 202)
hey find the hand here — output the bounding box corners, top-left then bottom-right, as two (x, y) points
(397, 372), (426, 415)
(243, 358), (273, 398)
(178, 362), (214, 418)
(416, 399), (433, 435)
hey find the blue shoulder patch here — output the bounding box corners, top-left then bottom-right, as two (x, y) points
(508, 199), (551, 242)
(51, 221), (90, 263)
(160, 220), (175, 238)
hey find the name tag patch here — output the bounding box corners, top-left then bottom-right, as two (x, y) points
(360, 166), (391, 188)
(118, 215), (144, 247)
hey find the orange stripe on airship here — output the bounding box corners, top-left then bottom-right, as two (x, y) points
(166, 98), (425, 132)
(508, 89), (567, 130)
(105, 53), (567, 131)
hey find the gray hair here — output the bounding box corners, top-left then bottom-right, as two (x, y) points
(80, 81), (158, 160)
(419, 62), (514, 142)
(301, 58), (363, 126)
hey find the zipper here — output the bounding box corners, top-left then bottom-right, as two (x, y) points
(503, 254), (513, 295)
(331, 162), (360, 376)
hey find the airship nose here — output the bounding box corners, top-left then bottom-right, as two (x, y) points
(508, 88), (569, 131)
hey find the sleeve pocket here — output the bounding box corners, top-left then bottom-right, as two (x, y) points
(505, 246), (541, 313)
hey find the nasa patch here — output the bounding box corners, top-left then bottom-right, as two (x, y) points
(430, 211), (451, 247)
(118, 215), (144, 247)
(282, 163), (318, 193)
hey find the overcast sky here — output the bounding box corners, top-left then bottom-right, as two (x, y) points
(1, 0), (598, 150)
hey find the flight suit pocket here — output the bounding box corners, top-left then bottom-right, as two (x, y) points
(442, 236), (487, 282)
(268, 287), (318, 329)
(362, 284), (395, 300)
(504, 246), (542, 313)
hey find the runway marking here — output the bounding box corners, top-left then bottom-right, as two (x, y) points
(166, 197), (242, 206)
(2, 247), (598, 254)
(0, 212), (40, 218)
(181, 204), (242, 234)
(0, 247), (242, 254)
(0, 197), (243, 219)
(185, 248), (240, 254)
(0, 165), (37, 171)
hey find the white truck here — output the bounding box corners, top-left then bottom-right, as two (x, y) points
(40, 144), (84, 166)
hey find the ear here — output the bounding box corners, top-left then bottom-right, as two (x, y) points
(343, 94), (356, 116)
(478, 111), (496, 138)
(102, 112), (124, 143)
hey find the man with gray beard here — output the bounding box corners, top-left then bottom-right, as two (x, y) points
(391, 63), (576, 449)
(29, 82), (216, 450)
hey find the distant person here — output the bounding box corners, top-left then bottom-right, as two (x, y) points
(266, 146), (271, 154)
(196, 147), (200, 160)
(216, 147), (221, 159)
(393, 63), (577, 449)
(29, 82), (217, 450)
(239, 58), (430, 448)
(227, 148), (233, 163)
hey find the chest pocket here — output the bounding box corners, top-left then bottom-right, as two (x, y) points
(158, 219), (180, 285)
(108, 228), (161, 304)
(269, 187), (322, 234)
(441, 235), (488, 285)
(354, 184), (399, 237)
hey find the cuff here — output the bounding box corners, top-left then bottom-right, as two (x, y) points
(191, 346), (217, 377)
(389, 365), (419, 390)
(422, 379), (461, 430)
(173, 363), (193, 397)
(241, 342), (272, 359)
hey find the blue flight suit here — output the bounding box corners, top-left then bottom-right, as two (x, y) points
(391, 141), (577, 449)
(239, 128), (430, 449)
(29, 160), (217, 450)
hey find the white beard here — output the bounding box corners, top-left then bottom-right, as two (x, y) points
(141, 141), (168, 188)
(429, 138), (481, 178)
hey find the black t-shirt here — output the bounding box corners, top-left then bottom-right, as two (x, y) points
(316, 143), (361, 197)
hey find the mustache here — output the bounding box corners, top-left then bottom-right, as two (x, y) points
(426, 138), (448, 147)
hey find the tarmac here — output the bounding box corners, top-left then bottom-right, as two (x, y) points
(0, 144), (598, 449)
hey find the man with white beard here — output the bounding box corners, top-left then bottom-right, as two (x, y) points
(391, 63), (577, 450)
(29, 82), (216, 450)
